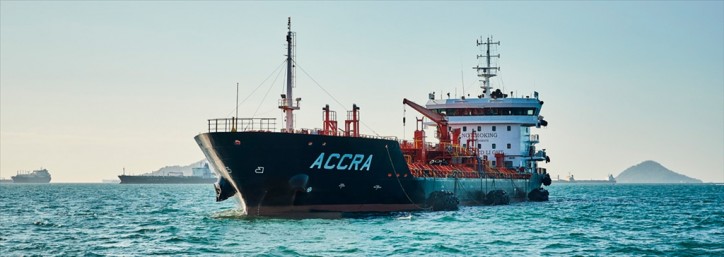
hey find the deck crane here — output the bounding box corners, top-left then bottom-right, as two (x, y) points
(402, 98), (452, 145)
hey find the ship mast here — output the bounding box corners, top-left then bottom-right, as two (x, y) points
(280, 17), (300, 132)
(473, 36), (500, 97)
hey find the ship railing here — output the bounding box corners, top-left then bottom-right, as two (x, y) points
(272, 128), (397, 141)
(397, 140), (435, 149)
(407, 168), (532, 179)
(283, 128), (323, 134)
(520, 150), (547, 160)
(359, 134), (398, 141)
(397, 141), (479, 158)
(533, 150), (547, 158)
(277, 99), (301, 109)
(529, 134), (539, 142)
(207, 118), (277, 133)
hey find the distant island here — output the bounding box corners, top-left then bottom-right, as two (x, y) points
(616, 160), (702, 183)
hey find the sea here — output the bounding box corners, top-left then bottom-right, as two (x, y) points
(1, 183), (722, 256)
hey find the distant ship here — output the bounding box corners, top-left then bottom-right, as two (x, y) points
(555, 174), (616, 184)
(118, 163), (217, 184)
(11, 169), (52, 183)
(195, 19), (553, 217)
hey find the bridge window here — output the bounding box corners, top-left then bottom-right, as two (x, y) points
(477, 144), (481, 149)
(507, 126), (511, 131)
(492, 143), (496, 149)
(477, 126), (481, 131)
(492, 126), (496, 132)
(463, 126), (467, 132)
(442, 108), (537, 117)
(507, 143), (511, 149)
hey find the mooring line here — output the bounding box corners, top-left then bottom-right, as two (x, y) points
(384, 145), (431, 210)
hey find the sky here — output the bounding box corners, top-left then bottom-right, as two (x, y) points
(1, 1), (722, 183)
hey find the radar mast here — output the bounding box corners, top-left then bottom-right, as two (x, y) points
(473, 36), (500, 97)
(279, 17), (300, 132)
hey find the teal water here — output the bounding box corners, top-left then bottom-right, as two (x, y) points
(1, 183), (722, 256)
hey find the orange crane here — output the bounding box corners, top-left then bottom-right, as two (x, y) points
(402, 98), (451, 145)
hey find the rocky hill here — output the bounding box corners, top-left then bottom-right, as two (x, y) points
(616, 160), (702, 183)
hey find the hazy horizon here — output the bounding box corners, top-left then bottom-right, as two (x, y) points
(1, 2), (722, 183)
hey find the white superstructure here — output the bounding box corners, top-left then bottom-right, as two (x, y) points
(425, 36), (550, 174)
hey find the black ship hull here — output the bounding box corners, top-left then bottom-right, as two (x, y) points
(118, 175), (216, 184)
(196, 132), (545, 217)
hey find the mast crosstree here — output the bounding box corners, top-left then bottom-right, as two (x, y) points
(473, 36), (500, 97)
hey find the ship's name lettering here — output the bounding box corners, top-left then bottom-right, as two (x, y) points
(309, 153), (373, 171)
(461, 132), (497, 138)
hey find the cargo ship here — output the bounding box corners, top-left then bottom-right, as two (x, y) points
(11, 168), (52, 183)
(195, 19), (552, 217)
(118, 163), (216, 184)
(555, 174), (616, 184)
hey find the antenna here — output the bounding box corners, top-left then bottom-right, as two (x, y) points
(286, 17), (294, 131)
(235, 82), (239, 131)
(460, 65), (465, 98)
(279, 17), (300, 132)
(473, 36), (500, 97)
